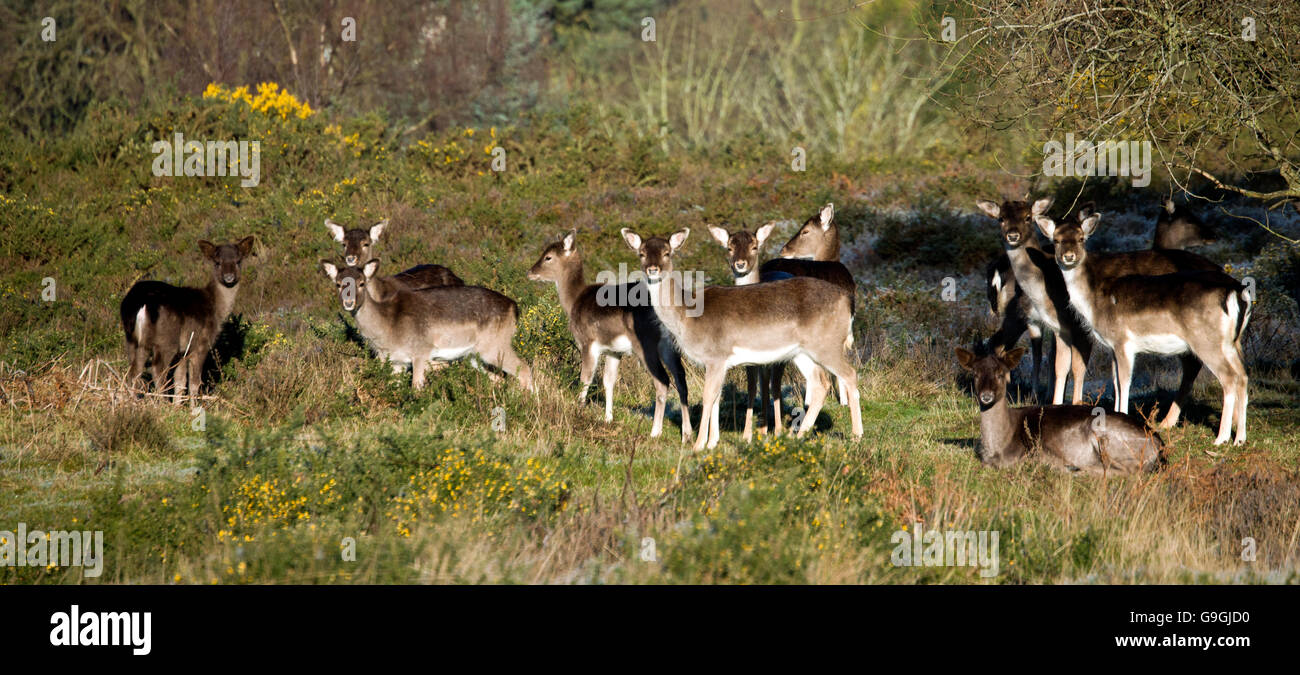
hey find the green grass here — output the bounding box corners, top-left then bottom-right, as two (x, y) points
(1, 89), (1298, 585)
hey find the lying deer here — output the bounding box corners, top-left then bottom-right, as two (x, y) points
(956, 346), (1164, 474)
(622, 227), (862, 451)
(527, 231), (691, 440)
(120, 236), (255, 405)
(976, 197), (1093, 405)
(1154, 198), (1216, 250)
(1037, 212), (1250, 445)
(326, 218), (462, 289)
(321, 259), (533, 391)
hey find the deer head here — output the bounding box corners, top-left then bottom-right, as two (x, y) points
(976, 197), (1053, 249)
(198, 236), (255, 288)
(778, 203), (838, 260)
(956, 346), (1025, 409)
(708, 222), (776, 278)
(326, 218), (389, 267)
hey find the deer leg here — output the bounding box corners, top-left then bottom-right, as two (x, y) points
(696, 365), (727, 451)
(490, 343), (534, 392)
(742, 366), (758, 442)
(769, 362), (785, 436)
(641, 348), (671, 438)
(1051, 333), (1070, 405)
(186, 352), (203, 408)
(1159, 353), (1201, 429)
(816, 350), (863, 439)
(578, 345), (598, 404)
(790, 355), (828, 438)
(1069, 344), (1087, 404)
(1114, 345), (1135, 415)
(658, 341), (691, 444)
(1234, 354), (1249, 446)
(758, 365), (771, 437)
(601, 355), (621, 422)
(411, 359), (428, 390)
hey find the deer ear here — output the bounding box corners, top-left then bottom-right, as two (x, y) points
(620, 228), (642, 251)
(1077, 202), (1095, 223)
(669, 228), (690, 251)
(1001, 347), (1026, 370)
(369, 220), (388, 241)
(755, 221), (777, 246)
(198, 240), (217, 259)
(325, 219), (345, 242)
(1032, 196), (1054, 216)
(362, 259), (380, 278)
(1033, 215), (1056, 239)
(707, 225), (730, 247)
(1080, 213), (1101, 237)
(237, 235), (256, 257)
(819, 203), (835, 230)
(955, 347), (976, 371)
(320, 260), (339, 280)
(562, 230), (577, 253)
(975, 200), (1001, 220)
(1164, 198), (1176, 214)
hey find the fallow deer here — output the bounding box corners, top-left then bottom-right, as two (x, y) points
(527, 231), (691, 440)
(326, 218), (463, 289)
(1037, 212), (1250, 445)
(707, 221), (831, 441)
(1153, 198), (1216, 250)
(622, 228), (863, 451)
(121, 237), (256, 405)
(976, 197), (1093, 405)
(759, 203), (857, 406)
(956, 346), (1164, 474)
(321, 259), (533, 391)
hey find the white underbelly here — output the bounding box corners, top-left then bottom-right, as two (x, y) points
(429, 346), (474, 361)
(1127, 332), (1188, 356)
(591, 336), (634, 358)
(725, 344), (799, 367)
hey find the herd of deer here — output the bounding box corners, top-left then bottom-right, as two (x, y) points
(115, 195), (1252, 474)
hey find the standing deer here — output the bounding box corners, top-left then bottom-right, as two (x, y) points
(622, 228), (862, 451)
(321, 259), (533, 391)
(120, 236), (255, 405)
(976, 197), (1093, 405)
(758, 203), (857, 407)
(527, 231), (691, 441)
(326, 218), (463, 289)
(1037, 212), (1250, 445)
(707, 221), (831, 441)
(956, 346), (1164, 474)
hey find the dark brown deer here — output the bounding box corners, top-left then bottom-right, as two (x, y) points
(707, 222), (831, 441)
(1154, 198), (1216, 250)
(326, 218), (463, 289)
(121, 237), (255, 405)
(321, 259), (533, 391)
(527, 231), (691, 441)
(956, 346), (1164, 474)
(1037, 212), (1250, 445)
(622, 228), (862, 451)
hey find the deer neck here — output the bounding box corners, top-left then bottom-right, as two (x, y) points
(818, 234), (840, 261)
(555, 261), (588, 316)
(205, 276), (240, 326)
(1059, 261), (1099, 331)
(978, 397), (1025, 461)
(733, 268), (760, 286)
(647, 271), (688, 338)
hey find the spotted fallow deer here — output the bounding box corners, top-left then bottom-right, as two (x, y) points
(325, 218), (463, 289)
(120, 237), (255, 405)
(956, 346), (1164, 474)
(527, 231), (691, 441)
(321, 259), (533, 391)
(1037, 212), (1250, 445)
(622, 228), (862, 451)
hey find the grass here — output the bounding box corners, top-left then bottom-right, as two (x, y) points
(1, 87), (1298, 585)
